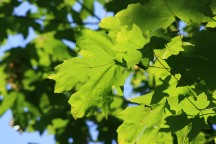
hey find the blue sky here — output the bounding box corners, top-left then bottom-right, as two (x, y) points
(0, 110), (55, 144)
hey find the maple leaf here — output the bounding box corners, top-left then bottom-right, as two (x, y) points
(117, 103), (165, 144)
(154, 36), (184, 59)
(49, 28), (125, 118)
(116, 0), (212, 32)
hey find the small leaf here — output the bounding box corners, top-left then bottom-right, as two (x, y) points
(154, 36), (184, 59)
(113, 24), (149, 67)
(0, 92), (18, 116)
(116, 3), (174, 32)
(180, 92), (210, 115)
(116, 0), (212, 33)
(167, 30), (216, 89)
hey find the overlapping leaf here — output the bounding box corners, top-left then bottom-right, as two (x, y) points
(99, 17), (123, 41)
(167, 30), (216, 88)
(148, 0), (213, 23)
(112, 24), (149, 67)
(180, 92), (210, 115)
(172, 116), (208, 143)
(0, 92), (17, 116)
(115, 0), (212, 32)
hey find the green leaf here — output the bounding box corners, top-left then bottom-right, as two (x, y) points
(0, 92), (18, 116)
(190, 132), (209, 144)
(148, 59), (171, 85)
(34, 32), (72, 66)
(206, 16), (216, 28)
(0, 66), (7, 96)
(99, 17), (121, 31)
(130, 93), (153, 105)
(149, 0), (213, 23)
(192, 93), (210, 109)
(50, 28), (116, 93)
(50, 28), (125, 118)
(166, 86), (196, 112)
(112, 24), (149, 67)
(163, 112), (191, 132)
(180, 92), (210, 115)
(117, 104), (165, 144)
(80, 0), (95, 20)
(157, 132), (173, 144)
(69, 62), (123, 118)
(99, 16), (126, 42)
(167, 30), (216, 89)
(105, 0), (146, 14)
(175, 125), (190, 144)
(116, 3), (174, 32)
(154, 36), (184, 59)
(52, 118), (69, 129)
(187, 116), (207, 142)
(210, 0), (216, 14)
(49, 58), (92, 93)
(175, 116), (207, 143)
(116, 0), (212, 33)
(63, 0), (76, 6)
(75, 28), (115, 59)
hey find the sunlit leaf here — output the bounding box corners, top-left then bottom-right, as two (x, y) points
(50, 28), (125, 118)
(154, 36), (184, 59)
(112, 24), (149, 67)
(117, 103), (165, 144)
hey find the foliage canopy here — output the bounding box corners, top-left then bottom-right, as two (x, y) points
(1, 0), (216, 143)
